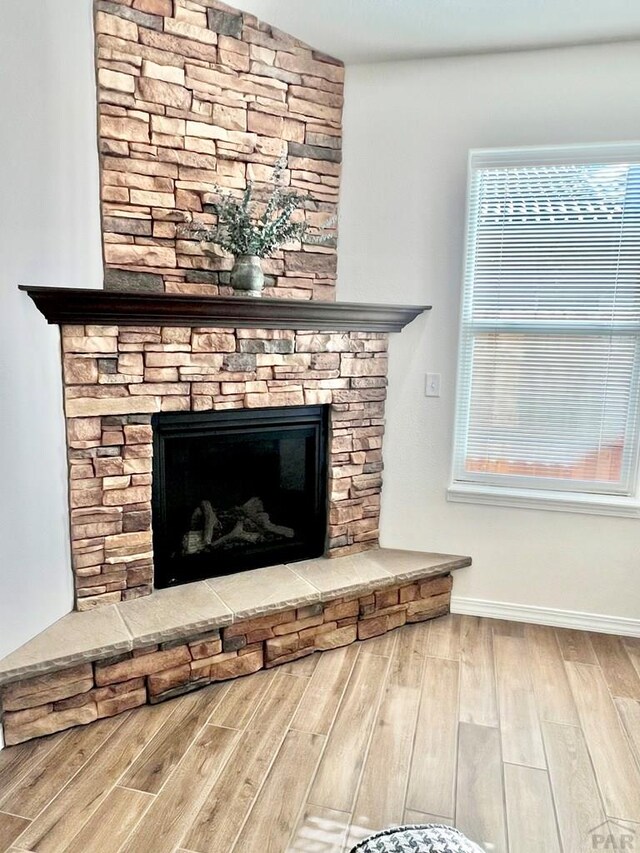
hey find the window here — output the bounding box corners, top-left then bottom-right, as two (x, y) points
(449, 143), (640, 516)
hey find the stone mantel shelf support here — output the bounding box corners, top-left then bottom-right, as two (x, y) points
(20, 286), (431, 333)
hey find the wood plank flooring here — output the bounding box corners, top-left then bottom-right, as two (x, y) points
(1, 616), (640, 852)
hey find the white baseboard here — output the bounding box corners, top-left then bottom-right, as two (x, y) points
(451, 596), (640, 637)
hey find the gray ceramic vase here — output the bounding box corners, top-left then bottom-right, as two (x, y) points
(230, 254), (264, 297)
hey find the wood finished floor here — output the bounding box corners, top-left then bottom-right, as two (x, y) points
(1, 616), (640, 853)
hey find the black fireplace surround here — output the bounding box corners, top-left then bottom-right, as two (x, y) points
(152, 405), (329, 588)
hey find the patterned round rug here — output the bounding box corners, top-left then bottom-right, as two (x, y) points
(349, 824), (484, 853)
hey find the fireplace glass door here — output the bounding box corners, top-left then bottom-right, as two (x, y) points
(152, 405), (328, 588)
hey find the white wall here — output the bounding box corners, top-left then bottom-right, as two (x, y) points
(339, 42), (640, 625)
(0, 0), (102, 660)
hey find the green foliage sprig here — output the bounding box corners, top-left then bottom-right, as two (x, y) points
(188, 155), (336, 259)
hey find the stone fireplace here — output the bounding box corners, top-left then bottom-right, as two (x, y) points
(0, 285), (475, 749)
(40, 289), (421, 610)
(60, 318), (391, 610)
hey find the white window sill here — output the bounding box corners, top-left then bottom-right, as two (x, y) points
(447, 483), (640, 518)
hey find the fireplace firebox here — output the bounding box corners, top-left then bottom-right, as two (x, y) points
(152, 405), (329, 588)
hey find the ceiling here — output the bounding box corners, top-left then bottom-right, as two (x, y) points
(239, 0), (640, 64)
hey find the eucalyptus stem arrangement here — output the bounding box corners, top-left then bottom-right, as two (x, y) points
(188, 155), (336, 296)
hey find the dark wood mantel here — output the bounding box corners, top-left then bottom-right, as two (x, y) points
(20, 286), (430, 333)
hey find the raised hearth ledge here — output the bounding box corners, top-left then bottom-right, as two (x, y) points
(0, 549), (470, 686)
(20, 286), (430, 332)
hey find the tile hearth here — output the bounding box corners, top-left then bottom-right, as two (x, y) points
(0, 549), (470, 745)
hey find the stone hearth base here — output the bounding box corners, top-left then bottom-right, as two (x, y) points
(0, 550), (471, 746)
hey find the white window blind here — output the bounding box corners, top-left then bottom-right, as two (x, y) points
(450, 143), (640, 511)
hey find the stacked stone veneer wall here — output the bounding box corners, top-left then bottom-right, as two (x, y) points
(63, 324), (388, 609)
(1, 574), (452, 745)
(96, 0), (343, 299)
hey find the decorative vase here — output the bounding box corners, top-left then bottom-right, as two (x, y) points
(230, 254), (264, 297)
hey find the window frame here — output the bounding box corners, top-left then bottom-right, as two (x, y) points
(448, 142), (640, 518)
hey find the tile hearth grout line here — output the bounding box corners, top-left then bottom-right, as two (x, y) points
(9, 709), (135, 847)
(281, 665), (317, 678)
(114, 605), (133, 645)
(223, 666), (326, 853)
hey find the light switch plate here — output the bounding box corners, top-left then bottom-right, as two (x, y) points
(425, 373), (441, 397)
